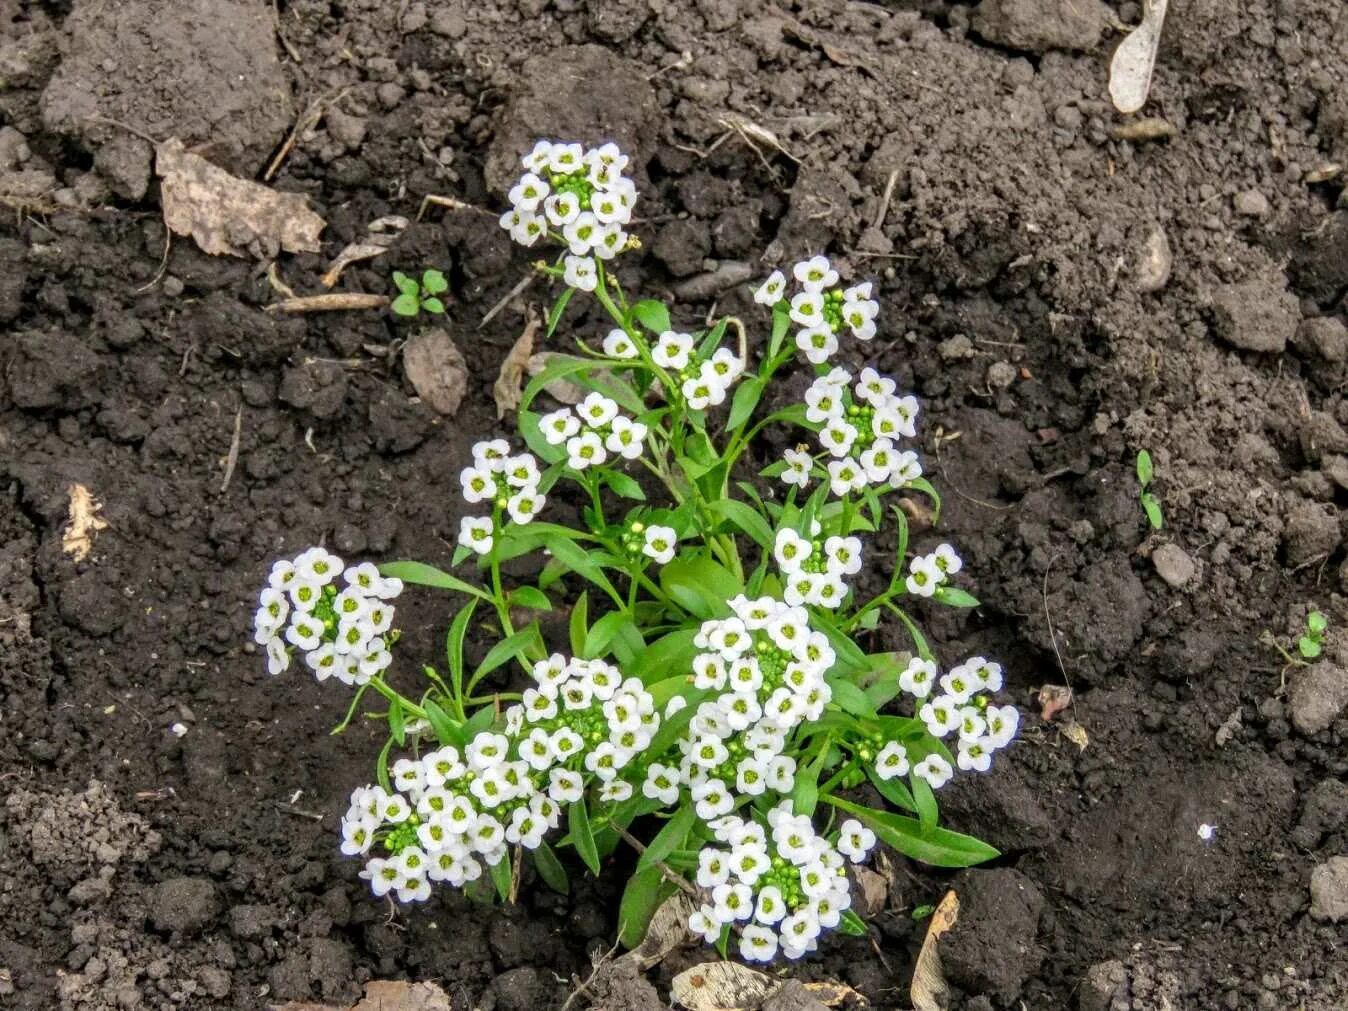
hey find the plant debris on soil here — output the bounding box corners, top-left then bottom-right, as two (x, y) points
(2, 0), (1347, 1009)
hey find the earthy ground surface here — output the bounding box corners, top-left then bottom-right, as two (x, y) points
(2, 0), (1347, 1008)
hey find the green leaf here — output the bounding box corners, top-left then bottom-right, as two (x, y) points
(632, 299), (672, 334)
(632, 627), (701, 685)
(600, 468), (645, 501)
(911, 772), (938, 834)
(660, 556), (741, 619)
(838, 909), (869, 936)
(569, 800), (601, 876)
(824, 796), (1000, 868)
(533, 841), (569, 894)
(447, 599), (477, 703)
(375, 735), (395, 793)
(1142, 493), (1164, 530)
(470, 624), (541, 690)
(390, 292), (420, 316)
(1308, 611), (1328, 635)
(1136, 449), (1154, 487)
(545, 287), (575, 339)
(421, 296), (445, 314)
(544, 533), (622, 602)
(768, 304), (791, 358)
(904, 477), (942, 524)
(826, 676), (878, 719)
(812, 611), (868, 673)
(708, 498), (774, 550)
(890, 504), (910, 568)
(792, 751), (824, 817)
(865, 765), (917, 813)
(518, 409), (567, 464)
(463, 704), (496, 739)
(379, 561), (492, 601)
(421, 269), (448, 294)
(583, 609), (632, 660)
(617, 864), (670, 949)
(388, 696), (405, 746)
(570, 591), (589, 657)
(508, 586), (552, 610)
(392, 271), (417, 295)
(933, 585), (980, 608)
(489, 852), (512, 902)
(638, 804), (696, 872)
(422, 698), (464, 748)
(1298, 636), (1323, 659)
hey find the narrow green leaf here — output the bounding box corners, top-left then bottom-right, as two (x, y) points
(632, 627), (701, 685)
(570, 591), (589, 657)
(569, 800), (602, 876)
(660, 556), (742, 619)
(508, 586), (552, 611)
(388, 696), (405, 746)
(708, 498), (774, 550)
(600, 469), (645, 501)
(617, 864), (670, 949)
(489, 852), (512, 902)
(532, 841), (569, 894)
(904, 477), (942, 523)
(826, 676), (878, 719)
(838, 909), (869, 936)
(1142, 493), (1164, 530)
(375, 735), (394, 793)
(379, 561), (492, 601)
(545, 534), (622, 602)
(865, 765), (918, 813)
(447, 599), (477, 703)
(545, 287), (575, 339)
(463, 704), (496, 739)
(632, 299), (672, 334)
(824, 795), (1000, 868)
(470, 623), (541, 688)
(812, 611), (868, 673)
(911, 772), (938, 834)
(583, 610), (632, 660)
(422, 698), (464, 748)
(933, 585), (980, 608)
(1136, 449), (1154, 487)
(890, 504), (910, 568)
(768, 304), (791, 358)
(638, 804), (696, 873)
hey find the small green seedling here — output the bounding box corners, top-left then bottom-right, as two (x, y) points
(911, 904), (936, 921)
(1136, 450), (1163, 530)
(1299, 610), (1327, 660)
(390, 269), (448, 317)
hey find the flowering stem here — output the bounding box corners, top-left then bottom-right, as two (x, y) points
(367, 676), (427, 721)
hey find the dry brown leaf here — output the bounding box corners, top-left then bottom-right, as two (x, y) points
(403, 328), (469, 417)
(1060, 720), (1090, 751)
(321, 215), (410, 287)
(271, 979), (452, 1011)
(622, 891), (697, 970)
(804, 979), (868, 1006)
(1036, 683), (1073, 722)
(526, 352), (585, 405)
(493, 308), (541, 419)
(850, 864), (889, 919)
(670, 961), (775, 1011)
(62, 484), (108, 561)
(1109, 0), (1168, 115)
(157, 137), (325, 258)
(910, 890), (959, 1011)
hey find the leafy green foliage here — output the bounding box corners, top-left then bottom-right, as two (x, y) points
(1136, 449), (1163, 529)
(390, 269), (448, 317)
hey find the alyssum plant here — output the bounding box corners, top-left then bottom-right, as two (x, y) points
(252, 140), (1019, 963)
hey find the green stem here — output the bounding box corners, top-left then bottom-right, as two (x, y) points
(367, 676), (427, 720)
(818, 757), (859, 797)
(329, 683), (372, 735)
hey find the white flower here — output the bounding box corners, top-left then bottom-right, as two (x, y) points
(547, 142), (585, 174)
(602, 328), (639, 359)
(939, 666), (977, 704)
(855, 367), (896, 405)
(874, 740), (910, 779)
(905, 555), (942, 597)
(692, 778), (734, 820)
(859, 440), (896, 484)
(793, 255), (839, 292)
(804, 382), (844, 424)
(985, 704), (1019, 748)
(643, 525), (677, 565)
(890, 450), (924, 484)
(899, 657), (937, 698)
(507, 172), (549, 211)
(933, 543), (963, 576)
(711, 881), (754, 922)
(740, 925), (779, 962)
(913, 753), (954, 789)
(563, 212), (602, 254)
(681, 374), (723, 411)
(548, 768), (583, 804)
(789, 290), (824, 327)
(782, 448), (812, 488)
(540, 408), (580, 445)
(827, 458), (865, 497)
(460, 466), (497, 504)
(459, 516), (494, 555)
(1197, 823), (1217, 843)
(506, 488), (544, 525)
(795, 326), (838, 364)
(599, 780), (633, 802)
(563, 254), (597, 292)
(956, 736), (993, 773)
(544, 191), (581, 226)
(565, 430), (607, 470)
(753, 269), (786, 305)
(604, 416), (647, 459)
(836, 819), (876, 862)
(643, 763), (681, 806)
(265, 636), (289, 676)
(688, 904), (723, 944)
(919, 696), (959, 738)
(824, 536), (863, 576)
(819, 418), (857, 457)
(652, 330), (694, 369)
(578, 392), (619, 428)
(957, 707), (987, 741)
(773, 528), (811, 573)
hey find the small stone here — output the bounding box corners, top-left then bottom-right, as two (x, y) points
(1135, 224), (1173, 292)
(1078, 961), (1127, 1011)
(939, 334), (976, 360)
(1233, 189), (1271, 218)
(402, 328), (468, 416)
(429, 10), (467, 37)
(1286, 660), (1348, 736)
(1290, 779), (1348, 848)
(325, 107), (367, 151)
(1152, 543), (1196, 587)
(377, 83), (406, 110)
(987, 361), (1017, 389)
(1209, 278), (1299, 353)
(670, 261), (753, 300)
(148, 877), (219, 933)
(1297, 316), (1348, 362)
(1309, 856), (1348, 922)
(1283, 501), (1341, 566)
(970, 0), (1110, 53)
(1300, 411), (1348, 462)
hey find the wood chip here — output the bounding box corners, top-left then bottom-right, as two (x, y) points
(1110, 117), (1177, 142)
(1036, 683), (1073, 722)
(910, 890), (959, 1011)
(670, 962), (775, 1011)
(321, 215), (410, 288)
(157, 138), (325, 258)
(62, 484), (108, 561)
(1109, 0), (1168, 114)
(403, 328), (469, 416)
(493, 307), (541, 419)
(266, 293), (389, 314)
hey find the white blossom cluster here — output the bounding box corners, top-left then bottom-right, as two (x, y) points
(780, 366), (924, 499)
(753, 256), (880, 363)
(688, 804), (875, 962)
(499, 140), (636, 292)
(253, 547), (401, 686)
(343, 654), (659, 902)
(602, 325), (747, 411)
(872, 655), (1020, 788)
(540, 391), (649, 471)
(643, 594), (836, 822)
(458, 439), (548, 556)
(904, 543), (962, 598)
(772, 524), (861, 610)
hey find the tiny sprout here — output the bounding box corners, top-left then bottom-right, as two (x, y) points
(391, 269), (449, 317)
(911, 903), (936, 920)
(1298, 610), (1327, 660)
(1136, 449), (1163, 530)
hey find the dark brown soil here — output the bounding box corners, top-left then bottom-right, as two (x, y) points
(2, 0), (1347, 1008)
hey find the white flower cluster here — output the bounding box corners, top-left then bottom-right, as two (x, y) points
(540, 391), (649, 471)
(643, 595), (835, 822)
(904, 542), (962, 597)
(753, 256), (879, 363)
(499, 140), (636, 293)
(253, 547), (401, 685)
(780, 366), (923, 498)
(604, 324), (748, 411)
(458, 439), (548, 556)
(772, 525), (861, 610)
(872, 655), (1020, 788)
(344, 654), (659, 902)
(688, 804), (875, 962)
